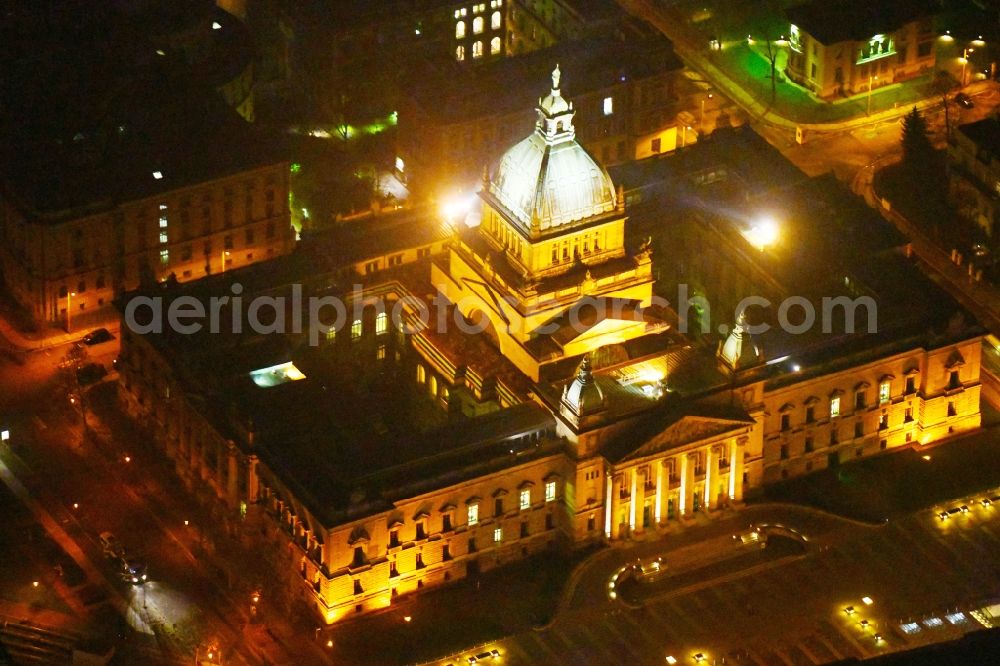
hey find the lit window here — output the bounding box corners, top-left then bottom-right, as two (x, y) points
(545, 480), (556, 502)
(467, 504), (479, 526)
(395, 156), (405, 172)
(212, 21), (221, 30)
(473, 17), (483, 34)
(351, 319), (362, 340)
(159, 203), (167, 211)
(376, 312), (388, 335)
(519, 488), (530, 510)
(494, 526), (502, 543)
(490, 36), (501, 54)
(491, 10), (501, 30)
(456, 20), (465, 39)
(377, 344), (386, 360)
(152, 171), (163, 179)
(879, 381), (891, 404)
(456, 45), (465, 61)
(603, 96), (614, 116)
(472, 40), (483, 58)
(325, 328), (335, 342)
(416, 365), (426, 384)
(159, 216), (168, 228)
(159, 231), (168, 244)
(830, 396), (841, 418)
(159, 249), (169, 265)
(454, 9), (461, 18)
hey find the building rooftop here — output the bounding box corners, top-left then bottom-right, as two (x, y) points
(0, 1), (281, 220)
(404, 32), (681, 125)
(957, 117), (1000, 154)
(785, 0), (938, 45)
(612, 126), (983, 379)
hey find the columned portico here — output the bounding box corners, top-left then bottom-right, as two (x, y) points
(729, 436), (746, 502)
(680, 452), (695, 517)
(704, 447), (717, 510)
(653, 461), (663, 524)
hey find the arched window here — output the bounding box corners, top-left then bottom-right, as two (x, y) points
(456, 20), (466, 39)
(456, 45), (465, 61)
(351, 319), (362, 340)
(473, 16), (484, 34)
(429, 374), (438, 397)
(491, 11), (501, 30)
(416, 364), (426, 384)
(376, 311), (388, 335)
(472, 41), (483, 58)
(490, 36), (501, 54)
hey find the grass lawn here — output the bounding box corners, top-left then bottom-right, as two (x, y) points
(757, 427), (1000, 522)
(326, 546), (596, 665)
(713, 45), (938, 124)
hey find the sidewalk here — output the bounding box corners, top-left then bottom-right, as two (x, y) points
(0, 305), (120, 353)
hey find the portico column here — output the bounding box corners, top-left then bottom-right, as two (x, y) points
(610, 474), (621, 539)
(729, 437), (747, 501)
(680, 453), (695, 516)
(704, 446), (718, 510)
(654, 460), (663, 524)
(628, 470), (638, 533)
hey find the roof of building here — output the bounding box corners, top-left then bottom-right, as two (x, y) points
(0, 1), (283, 220)
(612, 125), (983, 383)
(404, 32), (681, 125)
(957, 117), (1000, 153)
(785, 0), (938, 45)
(488, 66), (619, 235)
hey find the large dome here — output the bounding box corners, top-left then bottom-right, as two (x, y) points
(487, 66), (617, 235)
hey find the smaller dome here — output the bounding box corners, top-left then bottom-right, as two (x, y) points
(719, 312), (762, 370)
(562, 356), (606, 417)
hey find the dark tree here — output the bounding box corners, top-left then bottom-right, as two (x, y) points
(901, 107), (934, 171)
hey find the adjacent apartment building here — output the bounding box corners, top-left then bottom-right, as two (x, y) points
(949, 117), (1000, 243)
(785, 0), (939, 99)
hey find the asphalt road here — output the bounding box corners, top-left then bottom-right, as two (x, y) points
(0, 336), (257, 664)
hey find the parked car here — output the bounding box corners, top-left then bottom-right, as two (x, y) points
(98, 532), (125, 560)
(81, 328), (114, 345)
(76, 362), (107, 386)
(955, 93), (974, 108)
(119, 558), (148, 585)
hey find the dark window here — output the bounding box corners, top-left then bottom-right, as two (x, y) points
(520, 522), (529, 538)
(389, 530), (399, 548)
(811, 62), (817, 78)
(389, 561), (398, 577)
(245, 228), (255, 245)
(917, 41), (932, 58)
(415, 553), (425, 569)
(905, 376), (916, 394)
(587, 516), (595, 531)
(224, 235), (233, 250)
(468, 537), (477, 553)
(855, 391), (866, 410)
(830, 429), (839, 445)
(780, 444), (789, 460)
(949, 371), (960, 390)
(806, 406), (815, 423)
(351, 546), (366, 568)
(805, 437), (814, 453)
(854, 422), (863, 438)
(948, 401), (957, 417)
(651, 137), (661, 153)
(442, 545), (452, 561)
(545, 513), (554, 530)
(442, 514), (452, 532)
(353, 579), (363, 594)
(879, 414), (888, 430)
(780, 414), (790, 431)
(494, 498), (503, 516)
(415, 522), (426, 540)
(904, 408), (913, 423)
(96, 275), (106, 290)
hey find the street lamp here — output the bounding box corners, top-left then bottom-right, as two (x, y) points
(700, 94), (713, 133)
(867, 74), (879, 115)
(962, 48), (974, 87)
(66, 291), (76, 333)
(221, 250), (231, 273)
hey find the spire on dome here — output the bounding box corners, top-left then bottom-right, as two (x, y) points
(551, 64), (561, 91)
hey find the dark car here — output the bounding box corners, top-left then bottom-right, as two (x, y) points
(955, 93), (974, 109)
(120, 558), (148, 585)
(76, 362), (107, 386)
(81, 328), (114, 345)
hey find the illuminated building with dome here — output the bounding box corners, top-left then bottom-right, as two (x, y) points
(433, 65), (669, 381)
(118, 67), (984, 625)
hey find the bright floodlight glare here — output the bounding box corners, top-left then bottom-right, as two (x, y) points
(745, 218), (778, 250)
(441, 193), (477, 222)
(1, 429), (8, 441)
